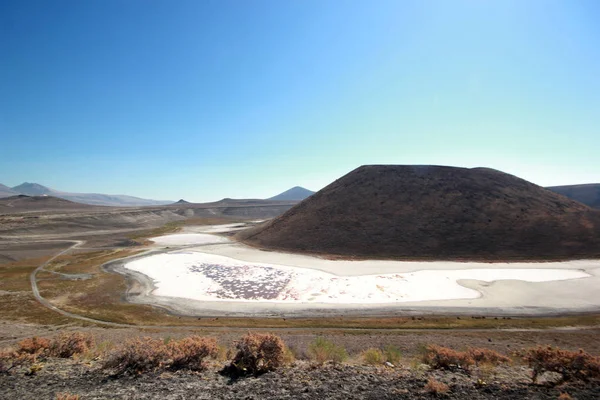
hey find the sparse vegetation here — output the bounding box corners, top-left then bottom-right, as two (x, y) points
(518, 345), (600, 383)
(307, 337), (348, 365)
(223, 333), (285, 377)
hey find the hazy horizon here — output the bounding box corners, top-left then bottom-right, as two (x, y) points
(2, 0), (599, 202)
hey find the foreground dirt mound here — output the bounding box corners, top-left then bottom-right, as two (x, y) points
(238, 165), (600, 260)
(548, 184), (600, 209)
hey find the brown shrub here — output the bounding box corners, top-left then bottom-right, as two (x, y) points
(467, 347), (511, 366)
(17, 337), (51, 355)
(518, 346), (600, 383)
(557, 393), (573, 400)
(56, 393), (80, 400)
(167, 336), (218, 371)
(424, 378), (450, 395)
(49, 332), (95, 358)
(422, 345), (474, 371)
(103, 337), (169, 375)
(224, 333), (285, 376)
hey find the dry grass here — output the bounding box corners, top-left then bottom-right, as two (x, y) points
(557, 393), (574, 400)
(307, 337), (348, 365)
(383, 344), (402, 365)
(362, 348), (385, 365)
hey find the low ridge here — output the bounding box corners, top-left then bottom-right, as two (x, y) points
(547, 184), (600, 209)
(238, 165), (600, 260)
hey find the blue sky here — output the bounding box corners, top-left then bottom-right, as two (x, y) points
(1, 0), (599, 202)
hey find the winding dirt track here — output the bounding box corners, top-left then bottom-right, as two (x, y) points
(28, 239), (130, 327)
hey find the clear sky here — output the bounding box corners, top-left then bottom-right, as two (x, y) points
(1, 0), (599, 202)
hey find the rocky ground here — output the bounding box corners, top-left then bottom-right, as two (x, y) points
(2, 358), (599, 399)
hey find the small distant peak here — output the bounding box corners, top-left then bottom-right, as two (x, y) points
(174, 199), (190, 204)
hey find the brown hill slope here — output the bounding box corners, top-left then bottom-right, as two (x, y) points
(547, 184), (600, 209)
(237, 165), (600, 260)
(0, 195), (95, 213)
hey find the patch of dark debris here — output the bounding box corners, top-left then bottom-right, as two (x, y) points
(2, 359), (599, 400)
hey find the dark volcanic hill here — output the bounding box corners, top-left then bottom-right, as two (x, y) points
(238, 165), (600, 260)
(547, 184), (600, 209)
(268, 186), (315, 201)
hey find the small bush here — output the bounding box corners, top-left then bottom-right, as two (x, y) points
(383, 345), (402, 365)
(49, 332), (95, 358)
(362, 348), (385, 365)
(422, 345), (474, 371)
(467, 347), (510, 366)
(56, 393), (80, 400)
(103, 337), (169, 375)
(0, 349), (35, 374)
(167, 336), (218, 371)
(17, 337), (51, 355)
(518, 346), (600, 383)
(224, 333), (285, 377)
(307, 337), (348, 365)
(558, 393), (573, 400)
(424, 378), (450, 395)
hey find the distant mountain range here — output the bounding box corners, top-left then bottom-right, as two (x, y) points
(0, 184), (19, 198)
(268, 186), (315, 201)
(546, 184), (600, 209)
(0, 182), (173, 207)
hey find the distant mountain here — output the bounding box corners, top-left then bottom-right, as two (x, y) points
(268, 186), (315, 201)
(547, 184), (600, 209)
(7, 182), (173, 207)
(0, 184), (19, 198)
(11, 182), (53, 196)
(173, 199), (190, 204)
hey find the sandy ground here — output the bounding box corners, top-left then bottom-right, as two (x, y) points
(105, 231), (600, 317)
